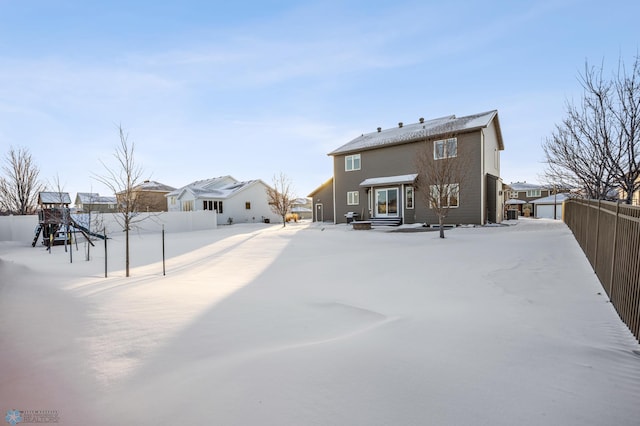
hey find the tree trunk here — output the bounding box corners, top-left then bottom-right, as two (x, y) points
(439, 216), (445, 239)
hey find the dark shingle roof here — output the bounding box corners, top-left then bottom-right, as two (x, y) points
(329, 110), (501, 156)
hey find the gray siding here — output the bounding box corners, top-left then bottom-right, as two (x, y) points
(333, 131), (484, 224)
(309, 179), (334, 222)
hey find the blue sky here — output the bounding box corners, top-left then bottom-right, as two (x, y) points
(0, 0), (638, 199)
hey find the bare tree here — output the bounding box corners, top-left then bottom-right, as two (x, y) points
(543, 56), (640, 202)
(0, 146), (45, 214)
(414, 132), (470, 238)
(266, 172), (295, 227)
(94, 125), (146, 277)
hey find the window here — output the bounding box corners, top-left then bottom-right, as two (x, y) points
(434, 138), (457, 159)
(170, 196), (176, 205)
(215, 201), (223, 214)
(510, 191), (519, 199)
(345, 154), (361, 171)
(245, 202), (251, 210)
(347, 191), (359, 205)
(526, 189), (541, 197)
(183, 200), (194, 211)
(406, 186), (414, 209)
(429, 184), (459, 208)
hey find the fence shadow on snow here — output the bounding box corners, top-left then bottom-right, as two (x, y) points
(564, 199), (640, 343)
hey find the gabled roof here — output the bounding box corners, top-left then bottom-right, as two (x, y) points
(76, 193), (116, 204)
(165, 176), (237, 198)
(530, 193), (572, 204)
(328, 110), (503, 156)
(134, 180), (176, 192)
(168, 177), (269, 200)
(39, 192), (71, 204)
(508, 182), (547, 191)
(308, 177), (333, 197)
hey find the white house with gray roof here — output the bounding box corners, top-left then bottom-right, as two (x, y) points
(165, 176), (280, 225)
(319, 110), (505, 225)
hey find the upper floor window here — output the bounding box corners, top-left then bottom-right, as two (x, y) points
(245, 202), (251, 210)
(345, 154), (361, 171)
(347, 191), (359, 205)
(526, 189), (541, 197)
(434, 138), (457, 160)
(509, 191), (519, 198)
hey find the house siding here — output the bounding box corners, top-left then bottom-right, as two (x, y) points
(309, 179), (334, 222)
(333, 131), (484, 225)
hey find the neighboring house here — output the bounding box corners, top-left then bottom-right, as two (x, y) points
(74, 193), (117, 213)
(308, 178), (334, 223)
(504, 182), (567, 216)
(618, 176), (640, 205)
(322, 110), (504, 225)
(531, 193), (572, 219)
(117, 180), (176, 212)
(165, 176), (279, 225)
(291, 198), (312, 220)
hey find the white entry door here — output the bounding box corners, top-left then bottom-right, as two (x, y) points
(375, 188), (398, 217)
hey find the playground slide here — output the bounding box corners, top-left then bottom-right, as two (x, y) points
(70, 218), (107, 240)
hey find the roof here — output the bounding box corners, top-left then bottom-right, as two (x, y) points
(308, 177), (333, 197)
(329, 110), (502, 156)
(168, 176), (269, 200)
(505, 199), (527, 205)
(76, 193), (116, 204)
(530, 193), (572, 204)
(39, 192), (71, 204)
(134, 180), (176, 192)
(508, 182), (547, 191)
(360, 174), (418, 187)
(165, 176), (237, 197)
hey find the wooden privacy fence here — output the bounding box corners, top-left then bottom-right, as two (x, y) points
(564, 199), (640, 342)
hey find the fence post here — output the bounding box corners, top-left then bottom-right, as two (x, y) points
(594, 200), (600, 272)
(608, 200), (620, 300)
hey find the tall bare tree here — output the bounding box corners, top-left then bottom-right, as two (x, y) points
(414, 132), (470, 238)
(94, 125), (146, 277)
(0, 146), (45, 214)
(266, 172), (295, 227)
(543, 56), (640, 202)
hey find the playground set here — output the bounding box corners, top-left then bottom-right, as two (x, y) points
(32, 192), (106, 247)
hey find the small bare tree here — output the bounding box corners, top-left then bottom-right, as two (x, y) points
(0, 146), (45, 214)
(415, 132), (470, 238)
(94, 125), (147, 277)
(266, 172), (295, 227)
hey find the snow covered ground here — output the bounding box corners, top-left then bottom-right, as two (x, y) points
(1, 218), (639, 425)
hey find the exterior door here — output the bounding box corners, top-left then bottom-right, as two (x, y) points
(315, 203), (323, 222)
(375, 188), (398, 217)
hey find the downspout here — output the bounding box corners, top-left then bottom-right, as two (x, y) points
(481, 130), (486, 224)
(332, 169), (337, 224)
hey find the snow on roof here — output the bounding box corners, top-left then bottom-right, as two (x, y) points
(166, 176), (237, 197)
(39, 192), (71, 204)
(530, 193), (572, 204)
(76, 193), (116, 204)
(505, 199), (527, 205)
(360, 174), (418, 187)
(169, 177), (263, 200)
(508, 182), (547, 191)
(134, 180), (176, 192)
(329, 110), (500, 156)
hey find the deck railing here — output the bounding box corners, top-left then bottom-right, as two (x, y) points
(564, 199), (640, 342)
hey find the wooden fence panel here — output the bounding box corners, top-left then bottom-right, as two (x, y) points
(564, 199), (640, 343)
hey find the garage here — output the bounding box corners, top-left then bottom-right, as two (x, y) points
(532, 193), (571, 220)
(535, 203), (563, 219)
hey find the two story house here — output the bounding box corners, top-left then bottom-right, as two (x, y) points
(504, 182), (553, 216)
(313, 110), (504, 225)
